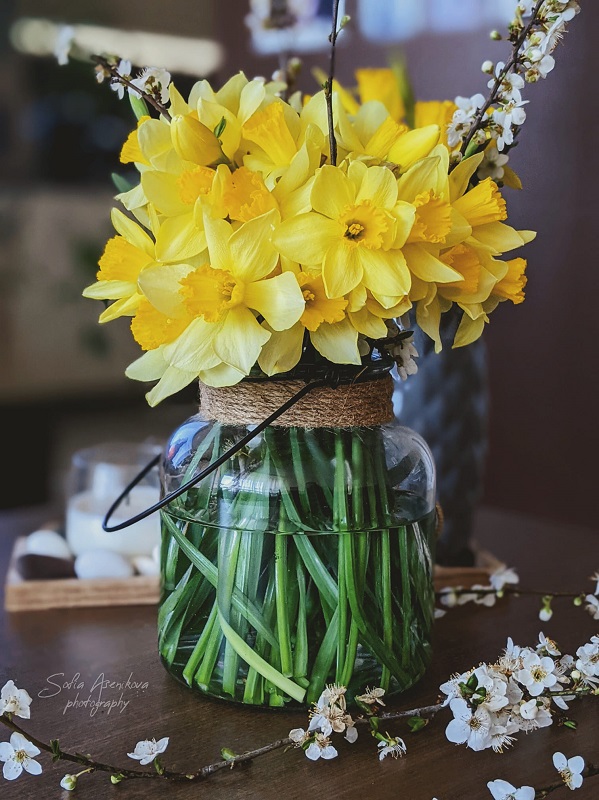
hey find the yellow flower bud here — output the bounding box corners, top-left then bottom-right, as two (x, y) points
(170, 114), (224, 166)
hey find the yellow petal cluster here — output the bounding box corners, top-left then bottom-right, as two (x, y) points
(84, 71), (534, 404)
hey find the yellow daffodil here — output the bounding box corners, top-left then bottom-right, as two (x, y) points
(273, 161), (414, 306)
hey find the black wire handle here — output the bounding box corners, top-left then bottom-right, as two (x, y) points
(101, 377), (336, 532)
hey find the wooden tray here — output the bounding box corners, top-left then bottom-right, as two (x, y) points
(4, 538), (498, 612)
(4, 538), (159, 612)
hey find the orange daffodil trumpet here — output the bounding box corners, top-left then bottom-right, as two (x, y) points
(84, 69), (535, 404)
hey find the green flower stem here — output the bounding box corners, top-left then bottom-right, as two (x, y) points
(379, 531), (393, 690)
(194, 613), (224, 691)
(243, 569), (277, 705)
(182, 602), (218, 686)
(293, 557), (308, 681)
(275, 532), (293, 678)
(307, 607), (339, 704)
(398, 525), (412, 668)
(162, 516), (279, 648)
(218, 530), (242, 697)
(334, 431), (349, 682)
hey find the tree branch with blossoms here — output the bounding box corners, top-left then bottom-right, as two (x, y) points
(1, 630), (598, 795)
(448, 0), (581, 179)
(435, 565), (599, 623)
(90, 54), (172, 121)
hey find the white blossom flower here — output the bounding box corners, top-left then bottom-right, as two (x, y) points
(478, 143), (509, 181)
(129, 67), (171, 105)
(489, 725), (517, 754)
(110, 59), (133, 100)
(439, 670), (473, 705)
(54, 25), (74, 66)
(536, 632), (561, 657)
(308, 687), (355, 738)
(439, 587), (460, 608)
(497, 638), (524, 675)
(127, 737), (169, 766)
(575, 636), (599, 684)
(553, 752), (585, 790)
(492, 100), (528, 151)
(472, 665), (510, 712)
(517, 698), (553, 730)
(434, 607), (447, 619)
(0, 733), (42, 781)
(305, 733), (337, 761)
(289, 728), (309, 746)
(392, 336), (418, 381)
(589, 571), (599, 595)
(489, 566), (519, 593)
(489, 62), (525, 102)
(584, 594), (599, 620)
(355, 687), (386, 706)
(516, 652), (558, 696)
(447, 94), (486, 148)
(377, 737), (407, 760)
(487, 779), (535, 800)
(0, 681), (32, 719)
(445, 698), (492, 751)
(60, 774), (78, 791)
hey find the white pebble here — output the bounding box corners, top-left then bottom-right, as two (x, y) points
(26, 530), (73, 560)
(74, 550), (134, 580)
(132, 555), (159, 577)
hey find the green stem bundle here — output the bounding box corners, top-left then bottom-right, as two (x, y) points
(158, 424), (435, 707)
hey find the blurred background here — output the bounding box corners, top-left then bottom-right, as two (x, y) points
(0, 0), (597, 534)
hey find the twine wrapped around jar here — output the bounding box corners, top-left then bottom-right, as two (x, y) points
(199, 375), (395, 428)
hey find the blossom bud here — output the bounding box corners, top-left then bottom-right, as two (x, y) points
(60, 775), (78, 791)
(571, 670), (581, 680)
(482, 60), (494, 74)
(111, 774), (124, 785)
(170, 114), (224, 166)
(490, 30), (502, 40)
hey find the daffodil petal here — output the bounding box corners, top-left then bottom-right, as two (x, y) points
(111, 208), (155, 257)
(229, 209), (280, 282)
(349, 307), (388, 338)
(404, 244), (463, 283)
(213, 307), (270, 374)
(311, 166), (355, 219)
(204, 215), (234, 272)
(323, 240), (363, 298)
(357, 248), (411, 297)
(416, 291), (442, 353)
(138, 263), (194, 318)
(83, 280), (136, 300)
(472, 222), (531, 254)
(453, 311), (487, 348)
(245, 272), (305, 331)
(273, 213), (344, 265)
(258, 322), (304, 375)
(310, 318), (361, 365)
(199, 362), (247, 387)
(99, 294), (142, 322)
(141, 171), (190, 216)
(355, 165), (398, 210)
(448, 151), (485, 202)
(155, 214), (206, 262)
(125, 347), (169, 381)
(146, 365), (198, 406)
(163, 317), (220, 373)
(387, 125), (440, 172)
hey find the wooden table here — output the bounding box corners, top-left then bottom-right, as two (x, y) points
(1, 507), (597, 799)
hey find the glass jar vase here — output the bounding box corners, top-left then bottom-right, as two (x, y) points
(158, 371), (436, 708)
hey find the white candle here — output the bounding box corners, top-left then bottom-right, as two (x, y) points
(66, 485), (160, 557)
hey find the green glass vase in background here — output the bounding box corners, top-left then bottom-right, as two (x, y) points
(157, 371), (436, 708)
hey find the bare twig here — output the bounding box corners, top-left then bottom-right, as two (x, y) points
(324, 0), (341, 165)
(436, 586), (586, 600)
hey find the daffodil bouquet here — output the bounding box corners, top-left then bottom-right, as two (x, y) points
(77, 0), (580, 707)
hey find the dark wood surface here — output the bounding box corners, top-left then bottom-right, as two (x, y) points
(1, 507), (597, 800)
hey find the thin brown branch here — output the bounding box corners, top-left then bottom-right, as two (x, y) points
(324, 0), (341, 165)
(435, 586), (587, 600)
